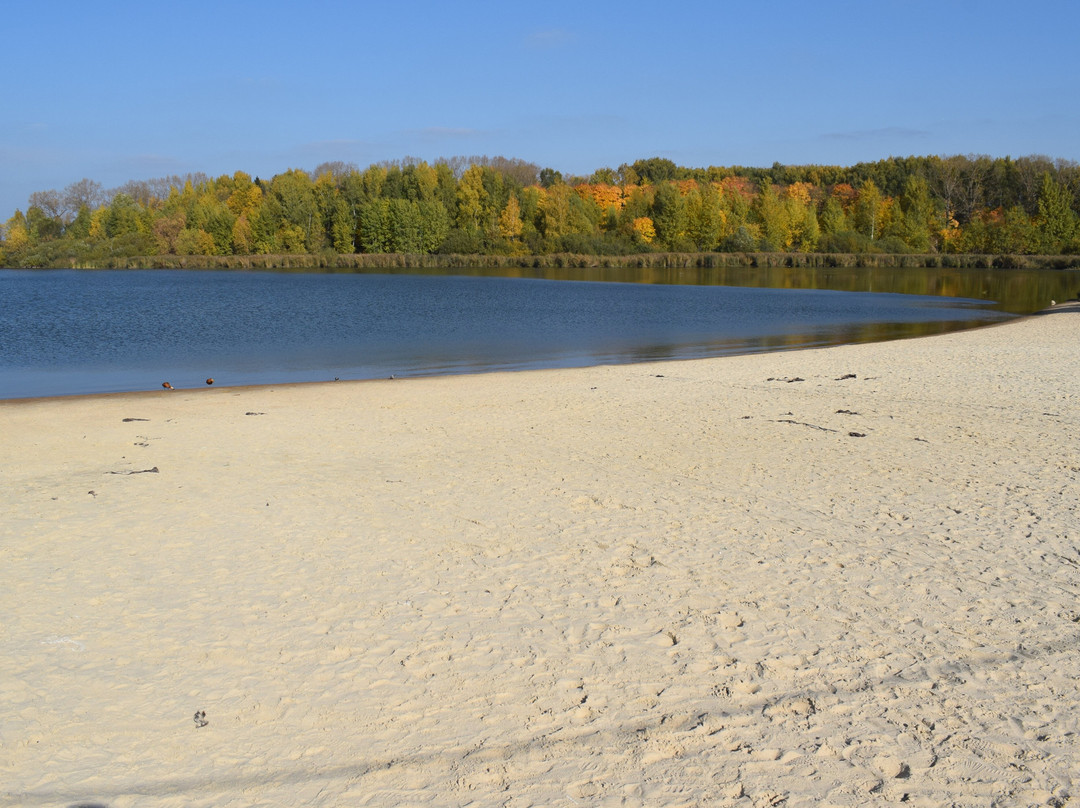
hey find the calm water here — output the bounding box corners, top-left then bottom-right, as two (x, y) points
(0, 266), (1072, 399)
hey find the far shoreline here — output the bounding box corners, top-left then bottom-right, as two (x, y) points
(7, 249), (1080, 272)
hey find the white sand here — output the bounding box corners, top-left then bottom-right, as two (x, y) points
(2, 304), (1078, 807)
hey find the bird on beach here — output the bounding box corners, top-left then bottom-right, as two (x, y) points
(206, 378), (214, 385)
(162, 382), (173, 390)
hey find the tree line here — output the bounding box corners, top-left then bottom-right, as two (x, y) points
(2, 153), (1078, 268)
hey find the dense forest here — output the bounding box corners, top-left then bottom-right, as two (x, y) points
(2, 154), (1079, 269)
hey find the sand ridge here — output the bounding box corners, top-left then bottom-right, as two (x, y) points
(1, 305), (1078, 807)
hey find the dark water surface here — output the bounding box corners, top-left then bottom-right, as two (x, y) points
(0, 266), (1073, 399)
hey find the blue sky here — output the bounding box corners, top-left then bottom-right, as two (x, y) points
(3, 0), (1077, 217)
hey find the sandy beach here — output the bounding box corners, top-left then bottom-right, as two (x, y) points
(2, 304), (1078, 808)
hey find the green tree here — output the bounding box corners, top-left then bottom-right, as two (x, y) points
(539, 167), (563, 189)
(358, 199), (392, 253)
(328, 195), (355, 253)
(632, 157), (679, 184)
(271, 169), (321, 252)
(651, 182), (689, 249)
(26, 205), (63, 241)
(897, 175), (937, 251)
(417, 200), (451, 253)
(66, 205), (93, 240)
(589, 167), (618, 185)
(401, 161), (440, 203)
(685, 182), (723, 250)
(752, 182), (788, 250)
(387, 199), (422, 253)
(1002, 206), (1038, 254)
(175, 227), (216, 256)
(818, 196), (847, 236)
(105, 193), (143, 238)
(188, 192), (236, 254)
(1035, 172), (1077, 253)
(250, 194), (283, 253)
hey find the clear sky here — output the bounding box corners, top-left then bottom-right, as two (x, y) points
(3, 0), (1077, 217)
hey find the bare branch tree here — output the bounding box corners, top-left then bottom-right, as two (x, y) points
(63, 178), (105, 212)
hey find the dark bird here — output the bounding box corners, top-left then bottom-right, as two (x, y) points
(162, 382), (173, 390)
(206, 378), (214, 385)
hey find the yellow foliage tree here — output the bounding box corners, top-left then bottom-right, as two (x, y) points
(88, 208), (109, 242)
(941, 215), (963, 253)
(632, 216), (656, 244)
(785, 181), (814, 207)
(232, 214), (254, 254)
(3, 215), (29, 253)
(456, 165), (487, 233)
(574, 183), (623, 211)
(498, 194), (523, 241)
(675, 179), (699, 196)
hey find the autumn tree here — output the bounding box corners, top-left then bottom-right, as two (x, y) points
(498, 194), (524, 243)
(225, 171), (262, 218)
(783, 184), (820, 251)
(684, 182), (724, 250)
(187, 188), (236, 254)
(752, 182), (787, 250)
(536, 183), (572, 243)
(271, 169), (321, 252)
(6, 152), (1080, 265)
(2, 210), (31, 261)
(456, 164), (489, 236)
(153, 211), (186, 254)
(852, 180), (885, 241)
(631, 216), (656, 245)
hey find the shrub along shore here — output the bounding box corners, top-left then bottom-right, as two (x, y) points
(92, 251), (1080, 271)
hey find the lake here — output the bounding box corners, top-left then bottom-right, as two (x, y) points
(1, 266), (1075, 399)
